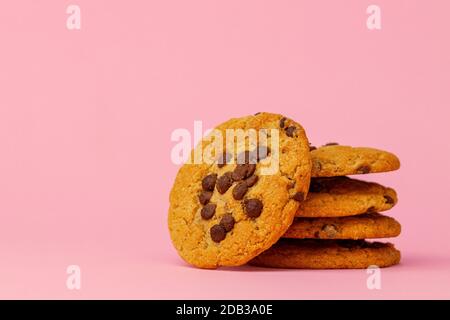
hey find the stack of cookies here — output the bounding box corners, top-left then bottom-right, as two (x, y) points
(249, 145), (401, 269)
(168, 113), (401, 269)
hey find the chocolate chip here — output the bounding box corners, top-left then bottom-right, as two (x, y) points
(232, 165), (246, 181)
(246, 164), (256, 177)
(322, 224), (338, 238)
(232, 164), (256, 181)
(309, 145), (317, 151)
(216, 172), (233, 194)
(201, 203), (216, 220)
(256, 146), (270, 160)
(293, 192), (305, 202)
(219, 213), (235, 232)
(254, 112), (261, 115)
(384, 195), (395, 204)
(324, 142), (339, 146)
(279, 117), (287, 128)
(232, 182), (248, 200)
(356, 165), (371, 174)
(285, 126), (296, 137)
(245, 175), (258, 187)
(210, 224), (226, 243)
(202, 173), (217, 191)
(198, 191), (213, 205)
(217, 152), (232, 168)
(243, 199), (263, 218)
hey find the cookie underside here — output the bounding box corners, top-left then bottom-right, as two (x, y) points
(284, 213), (401, 240)
(249, 239), (401, 269)
(296, 176), (398, 217)
(311, 145), (400, 178)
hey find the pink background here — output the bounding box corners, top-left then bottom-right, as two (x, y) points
(1, 0), (449, 299)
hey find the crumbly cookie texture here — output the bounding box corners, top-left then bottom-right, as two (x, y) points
(310, 145), (400, 177)
(168, 113), (312, 268)
(296, 176), (398, 217)
(249, 239), (401, 269)
(283, 213), (401, 240)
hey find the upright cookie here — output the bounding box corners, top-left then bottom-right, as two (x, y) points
(249, 239), (401, 269)
(296, 176), (398, 217)
(311, 145), (400, 177)
(284, 213), (401, 240)
(168, 113), (312, 268)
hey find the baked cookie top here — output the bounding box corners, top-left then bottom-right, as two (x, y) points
(168, 113), (311, 268)
(249, 239), (401, 269)
(310, 145), (400, 177)
(284, 213), (401, 240)
(296, 176), (398, 217)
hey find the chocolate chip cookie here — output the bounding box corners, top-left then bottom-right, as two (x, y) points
(168, 113), (312, 268)
(311, 145), (400, 177)
(296, 176), (398, 217)
(249, 239), (401, 269)
(283, 213), (401, 240)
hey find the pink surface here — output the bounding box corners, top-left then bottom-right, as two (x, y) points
(1, 0), (450, 299)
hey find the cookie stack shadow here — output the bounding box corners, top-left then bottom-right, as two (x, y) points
(249, 144), (402, 269)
